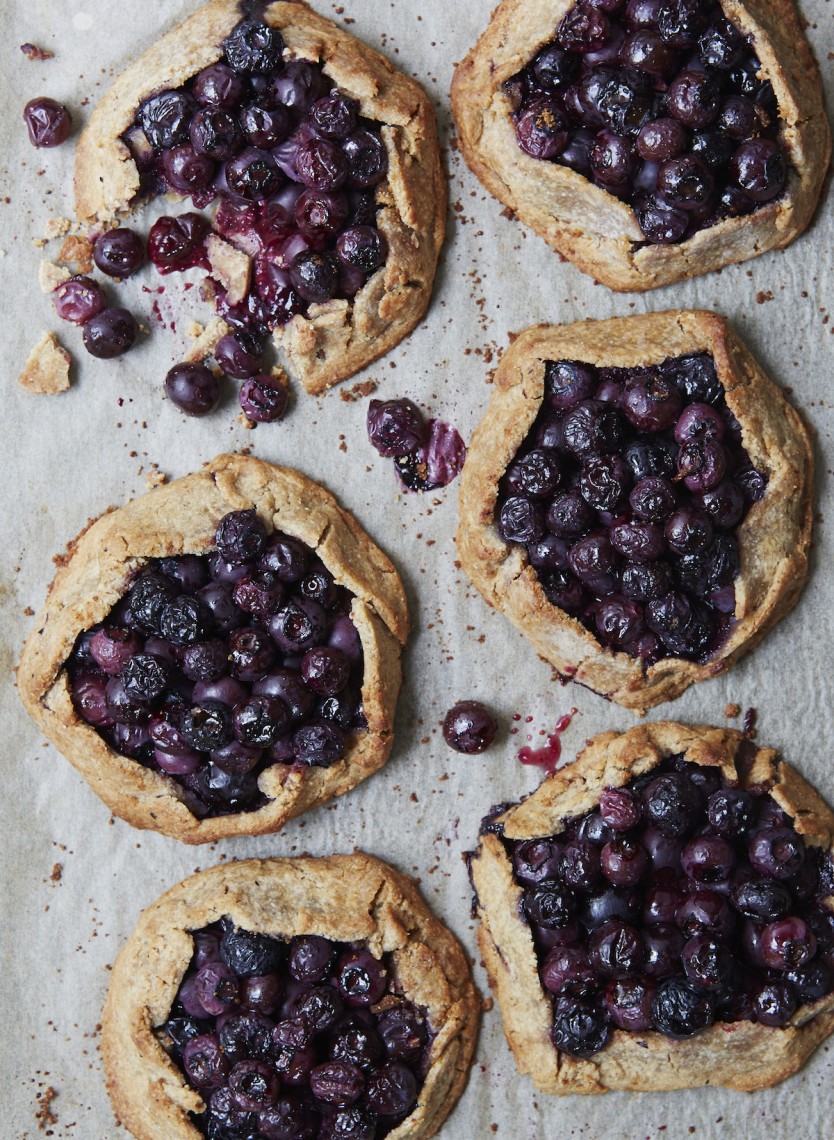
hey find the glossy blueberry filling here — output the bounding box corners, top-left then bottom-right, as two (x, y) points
(504, 756), (834, 1058)
(494, 351), (766, 665)
(505, 0), (788, 244)
(159, 921), (430, 1139)
(66, 509), (366, 820)
(122, 17), (389, 343)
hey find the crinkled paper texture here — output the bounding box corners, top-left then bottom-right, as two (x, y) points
(1, 1), (833, 1137)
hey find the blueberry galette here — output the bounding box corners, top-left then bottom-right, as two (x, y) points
(102, 855), (479, 1138)
(17, 454), (408, 842)
(456, 312), (812, 711)
(470, 722), (834, 1093)
(75, 0), (444, 394)
(451, 0), (830, 290)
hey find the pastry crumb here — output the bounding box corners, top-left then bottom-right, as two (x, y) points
(38, 258), (71, 293)
(339, 379), (378, 402)
(238, 411), (256, 429)
(144, 465), (168, 489)
(185, 319), (205, 340)
(724, 703), (741, 719)
(35, 1085), (59, 1130)
(18, 332), (71, 395)
(58, 234), (94, 273)
(43, 215), (71, 240)
(50, 862), (63, 882)
(183, 316), (230, 363)
(206, 233), (251, 305)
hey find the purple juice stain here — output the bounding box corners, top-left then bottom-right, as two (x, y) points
(394, 420), (467, 493)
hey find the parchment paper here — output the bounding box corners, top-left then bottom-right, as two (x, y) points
(2, 1), (833, 1137)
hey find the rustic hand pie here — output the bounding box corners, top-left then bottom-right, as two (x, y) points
(470, 722), (834, 1093)
(102, 855), (480, 1137)
(451, 0), (830, 290)
(76, 0), (445, 393)
(18, 454), (408, 842)
(456, 311), (813, 712)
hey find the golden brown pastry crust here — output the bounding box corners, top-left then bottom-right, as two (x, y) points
(74, 0), (445, 394)
(451, 0), (831, 291)
(101, 854), (480, 1139)
(456, 311), (814, 712)
(17, 453), (409, 843)
(470, 722), (834, 1094)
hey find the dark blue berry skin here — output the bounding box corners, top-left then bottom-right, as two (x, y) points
(652, 977), (716, 1037)
(220, 921), (284, 978)
(551, 995), (611, 1058)
(68, 506), (369, 822)
(164, 919), (428, 1139)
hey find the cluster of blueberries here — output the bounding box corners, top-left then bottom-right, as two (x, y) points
(503, 756), (834, 1057)
(162, 919), (429, 1139)
(127, 19), (389, 333)
(495, 350), (766, 665)
(67, 509), (366, 819)
(507, 0), (788, 244)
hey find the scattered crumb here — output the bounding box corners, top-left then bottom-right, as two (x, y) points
(21, 42), (54, 61)
(724, 703), (741, 719)
(185, 319), (205, 340)
(756, 290), (774, 304)
(143, 465), (168, 489)
(58, 234), (93, 273)
(17, 332), (71, 395)
(38, 259), (71, 293)
(482, 996), (494, 1012)
(340, 379), (378, 403)
(238, 411), (256, 429)
(35, 1086), (59, 1130)
(183, 316), (230, 363)
(43, 215), (71, 240)
(50, 863), (62, 882)
(206, 234), (251, 305)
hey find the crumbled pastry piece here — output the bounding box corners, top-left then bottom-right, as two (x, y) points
(38, 259), (71, 294)
(58, 234), (94, 273)
(17, 332), (71, 395)
(43, 215), (71, 240)
(205, 233), (251, 306)
(182, 315), (229, 363)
